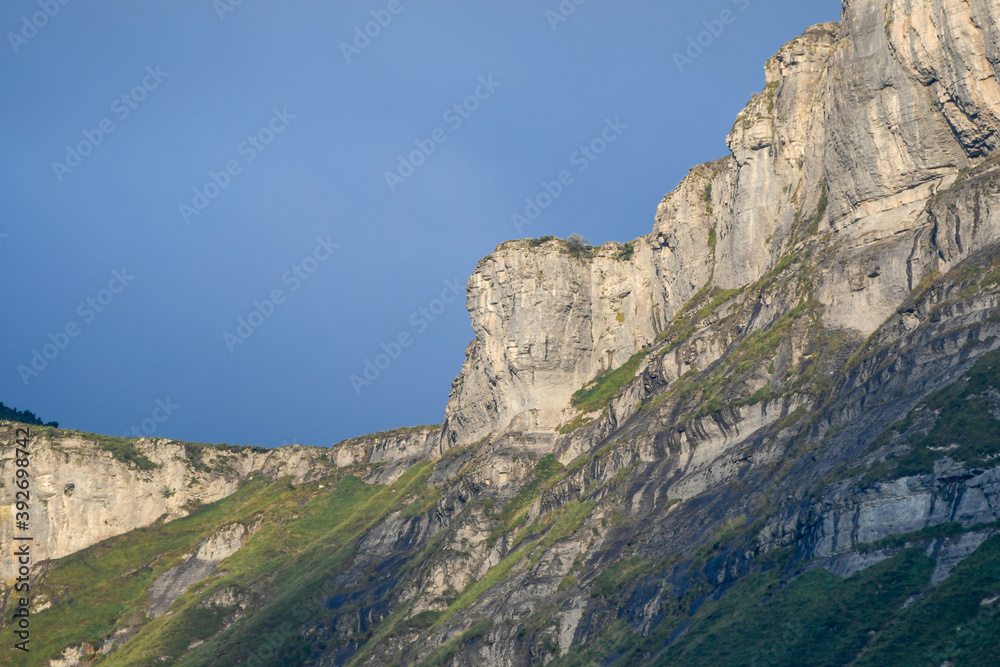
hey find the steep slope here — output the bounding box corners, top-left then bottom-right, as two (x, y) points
(0, 424), (443, 586)
(4, 0), (1000, 665)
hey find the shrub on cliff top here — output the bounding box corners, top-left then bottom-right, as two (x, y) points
(565, 233), (592, 259)
(0, 401), (58, 428)
(614, 241), (635, 262)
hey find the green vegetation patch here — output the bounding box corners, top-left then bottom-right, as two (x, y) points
(438, 499), (595, 639)
(1, 479), (290, 667)
(592, 557), (652, 599)
(25, 464), (439, 667)
(773, 253), (799, 274)
(981, 266), (1000, 288)
(175, 441), (269, 473)
(656, 549), (934, 667)
(614, 242), (635, 262)
(554, 548), (938, 667)
(861, 347), (1000, 485)
(85, 433), (159, 471)
(564, 233), (593, 259)
(691, 515), (747, 567)
(418, 618), (494, 667)
(807, 180), (828, 235)
(571, 351), (648, 413)
(654, 316), (695, 353)
(172, 464), (438, 667)
(727, 300), (816, 366)
(695, 287), (742, 320)
(854, 534), (1000, 666)
(558, 413), (593, 435)
(664, 300), (821, 420)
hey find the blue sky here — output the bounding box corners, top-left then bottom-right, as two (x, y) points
(0, 0), (842, 447)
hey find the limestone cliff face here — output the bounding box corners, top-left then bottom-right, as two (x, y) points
(443, 0), (1000, 446)
(441, 241), (666, 445)
(327, 425), (442, 483)
(0, 423), (444, 587)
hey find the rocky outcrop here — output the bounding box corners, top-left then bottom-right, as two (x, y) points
(147, 521), (259, 617)
(0, 429), (249, 585)
(442, 240), (664, 445)
(443, 1), (1000, 447)
(328, 425), (443, 483)
(793, 467), (1000, 562)
(0, 424), (441, 585)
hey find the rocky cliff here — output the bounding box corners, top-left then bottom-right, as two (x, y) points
(0, 424), (441, 585)
(444, 1), (1000, 445)
(5, 0), (1000, 665)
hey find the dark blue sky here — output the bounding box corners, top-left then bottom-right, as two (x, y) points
(1, 0), (841, 447)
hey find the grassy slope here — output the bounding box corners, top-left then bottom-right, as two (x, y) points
(655, 549), (935, 666)
(121, 463), (436, 666)
(854, 534), (1000, 666)
(0, 464), (437, 667)
(663, 535), (1000, 666)
(0, 479), (291, 667)
(553, 536), (1000, 667)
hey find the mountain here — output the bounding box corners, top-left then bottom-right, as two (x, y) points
(4, 0), (1000, 664)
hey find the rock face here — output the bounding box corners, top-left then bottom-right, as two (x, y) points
(146, 522), (258, 617)
(442, 241), (665, 446)
(443, 1), (1000, 445)
(327, 425), (443, 483)
(0, 426), (437, 585)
